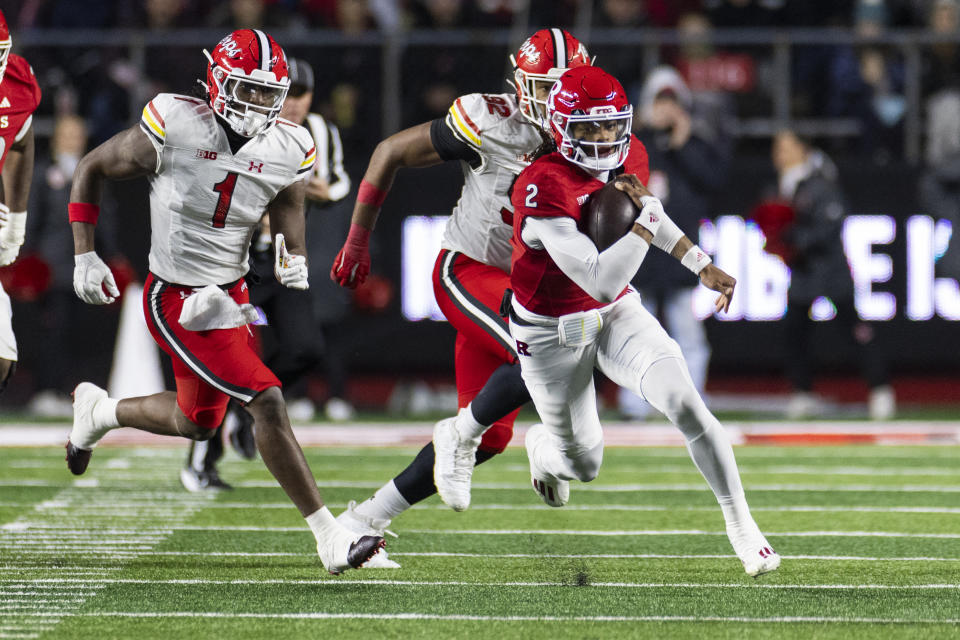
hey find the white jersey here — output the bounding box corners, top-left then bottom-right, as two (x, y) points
(439, 92), (544, 273)
(139, 93), (316, 286)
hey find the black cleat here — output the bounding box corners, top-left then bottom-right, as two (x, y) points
(65, 440), (92, 475)
(347, 535), (386, 570)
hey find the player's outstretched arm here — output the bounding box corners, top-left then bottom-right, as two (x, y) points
(69, 124), (157, 305)
(331, 122), (443, 288)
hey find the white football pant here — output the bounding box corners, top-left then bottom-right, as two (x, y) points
(0, 282), (18, 361)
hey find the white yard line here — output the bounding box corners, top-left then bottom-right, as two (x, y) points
(7, 611), (960, 624)
(2, 577), (959, 590)
(6, 523), (960, 539)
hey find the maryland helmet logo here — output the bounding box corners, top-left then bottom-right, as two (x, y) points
(218, 35), (241, 58)
(517, 38), (541, 65)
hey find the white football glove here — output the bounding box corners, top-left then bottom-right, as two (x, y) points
(274, 233), (309, 290)
(74, 251), (120, 304)
(635, 196), (664, 236)
(0, 206), (25, 267)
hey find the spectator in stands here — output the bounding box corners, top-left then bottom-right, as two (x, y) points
(922, 0), (960, 96)
(826, 0), (907, 162)
(769, 130), (895, 420)
(919, 87), (960, 280)
(409, 0), (471, 28)
(618, 66), (732, 419)
(207, 0), (291, 29)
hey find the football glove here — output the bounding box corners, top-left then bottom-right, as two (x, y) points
(274, 233), (309, 290)
(73, 251), (120, 304)
(330, 223), (371, 289)
(0, 206), (24, 267)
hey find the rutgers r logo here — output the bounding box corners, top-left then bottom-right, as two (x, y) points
(516, 340), (531, 356)
(194, 149), (217, 160)
(248, 161), (264, 173)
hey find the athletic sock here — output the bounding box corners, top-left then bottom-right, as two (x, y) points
(305, 506), (340, 543)
(469, 362), (530, 426)
(455, 404), (486, 442)
(355, 480), (411, 522)
(93, 397), (120, 430)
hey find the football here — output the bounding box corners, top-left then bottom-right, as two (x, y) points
(579, 181), (639, 251)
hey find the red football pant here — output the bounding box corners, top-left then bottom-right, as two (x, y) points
(432, 250), (519, 453)
(142, 273), (281, 429)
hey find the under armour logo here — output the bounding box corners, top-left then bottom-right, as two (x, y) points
(648, 213), (659, 222)
(516, 340), (531, 356)
(758, 547), (775, 558)
(248, 161), (264, 173)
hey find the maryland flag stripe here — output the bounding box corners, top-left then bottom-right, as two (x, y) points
(448, 98), (481, 148)
(297, 146), (316, 174)
(141, 101), (166, 142)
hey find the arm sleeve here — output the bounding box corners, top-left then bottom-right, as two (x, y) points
(430, 117), (481, 167)
(325, 121), (351, 202)
(522, 216), (650, 303)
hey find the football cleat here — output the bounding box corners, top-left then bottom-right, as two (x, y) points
(433, 414), (479, 512)
(336, 500), (400, 568)
(525, 424), (570, 507)
(727, 522), (781, 577)
(65, 382), (111, 475)
(317, 526), (386, 575)
(180, 466), (233, 492)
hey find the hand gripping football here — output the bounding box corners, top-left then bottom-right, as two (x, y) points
(579, 181), (639, 251)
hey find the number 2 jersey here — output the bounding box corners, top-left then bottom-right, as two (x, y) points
(0, 54), (41, 171)
(139, 93), (316, 286)
(431, 92), (649, 274)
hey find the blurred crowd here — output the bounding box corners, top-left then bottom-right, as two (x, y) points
(3, 0), (960, 416)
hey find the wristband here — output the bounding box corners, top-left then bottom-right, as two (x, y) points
(356, 179), (388, 208)
(681, 245), (712, 275)
(68, 202), (100, 225)
(345, 222), (371, 245)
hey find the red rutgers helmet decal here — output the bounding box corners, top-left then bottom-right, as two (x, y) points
(510, 28), (591, 129)
(203, 29), (290, 137)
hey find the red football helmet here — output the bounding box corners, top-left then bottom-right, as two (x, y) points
(202, 29), (290, 137)
(0, 10), (11, 86)
(510, 28), (591, 128)
(547, 66), (633, 172)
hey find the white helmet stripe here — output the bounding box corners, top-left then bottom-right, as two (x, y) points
(253, 29), (271, 71)
(551, 28), (567, 68)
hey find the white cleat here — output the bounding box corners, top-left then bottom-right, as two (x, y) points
(316, 522), (385, 575)
(65, 383), (111, 475)
(433, 415), (479, 511)
(336, 500), (401, 568)
(525, 424), (569, 508)
(728, 522), (780, 577)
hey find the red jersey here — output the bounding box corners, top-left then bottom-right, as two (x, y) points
(510, 136), (649, 317)
(0, 54), (41, 170)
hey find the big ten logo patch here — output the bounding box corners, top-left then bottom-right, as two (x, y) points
(195, 149), (218, 160)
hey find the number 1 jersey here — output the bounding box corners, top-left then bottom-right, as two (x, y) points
(139, 93), (315, 286)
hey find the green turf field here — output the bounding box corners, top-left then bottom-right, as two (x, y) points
(1, 443), (959, 639)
